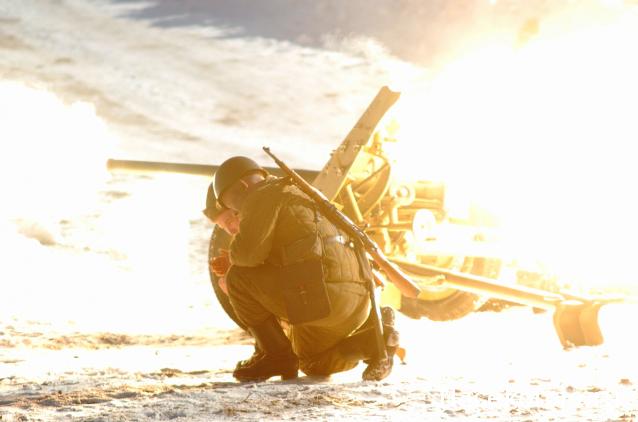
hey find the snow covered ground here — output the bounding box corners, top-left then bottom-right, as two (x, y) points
(2, 304), (637, 421)
(1, 0), (637, 420)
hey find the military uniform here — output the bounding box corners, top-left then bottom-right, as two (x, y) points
(226, 177), (371, 375)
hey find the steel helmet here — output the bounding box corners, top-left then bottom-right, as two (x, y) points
(214, 156), (267, 205)
(202, 182), (224, 220)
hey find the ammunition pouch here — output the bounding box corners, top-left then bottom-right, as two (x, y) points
(281, 259), (331, 325)
(280, 233), (331, 325)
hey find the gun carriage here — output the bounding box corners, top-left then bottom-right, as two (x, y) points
(108, 86), (623, 349)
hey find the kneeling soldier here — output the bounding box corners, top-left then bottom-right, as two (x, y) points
(213, 156), (398, 382)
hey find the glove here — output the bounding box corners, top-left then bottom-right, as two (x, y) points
(211, 250), (231, 276)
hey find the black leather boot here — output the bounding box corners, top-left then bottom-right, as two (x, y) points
(234, 343), (264, 371)
(233, 317), (298, 382)
(362, 307), (400, 381)
(333, 307), (399, 381)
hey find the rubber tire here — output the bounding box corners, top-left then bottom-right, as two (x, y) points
(399, 257), (502, 322)
(208, 226), (247, 331)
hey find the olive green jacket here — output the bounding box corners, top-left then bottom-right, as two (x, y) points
(229, 178), (365, 284)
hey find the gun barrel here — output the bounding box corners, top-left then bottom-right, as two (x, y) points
(107, 159), (216, 176)
(107, 158), (319, 181)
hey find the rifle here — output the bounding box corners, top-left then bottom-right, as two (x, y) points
(263, 147), (422, 299)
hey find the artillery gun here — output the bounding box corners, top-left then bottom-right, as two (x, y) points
(108, 86), (623, 349)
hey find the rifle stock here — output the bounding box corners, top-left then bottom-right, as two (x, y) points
(263, 147), (421, 299)
(367, 248), (421, 298)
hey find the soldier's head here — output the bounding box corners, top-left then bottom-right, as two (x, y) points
(203, 182), (240, 235)
(214, 156), (267, 211)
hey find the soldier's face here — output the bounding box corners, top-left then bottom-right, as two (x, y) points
(215, 209), (240, 235)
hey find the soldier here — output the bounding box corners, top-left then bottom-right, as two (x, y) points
(213, 156), (399, 382)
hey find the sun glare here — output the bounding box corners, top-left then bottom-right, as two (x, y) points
(384, 5), (638, 293)
(0, 82), (207, 333)
(0, 82), (113, 225)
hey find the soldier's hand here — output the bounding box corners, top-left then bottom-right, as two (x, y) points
(211, 250), (231, 276)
